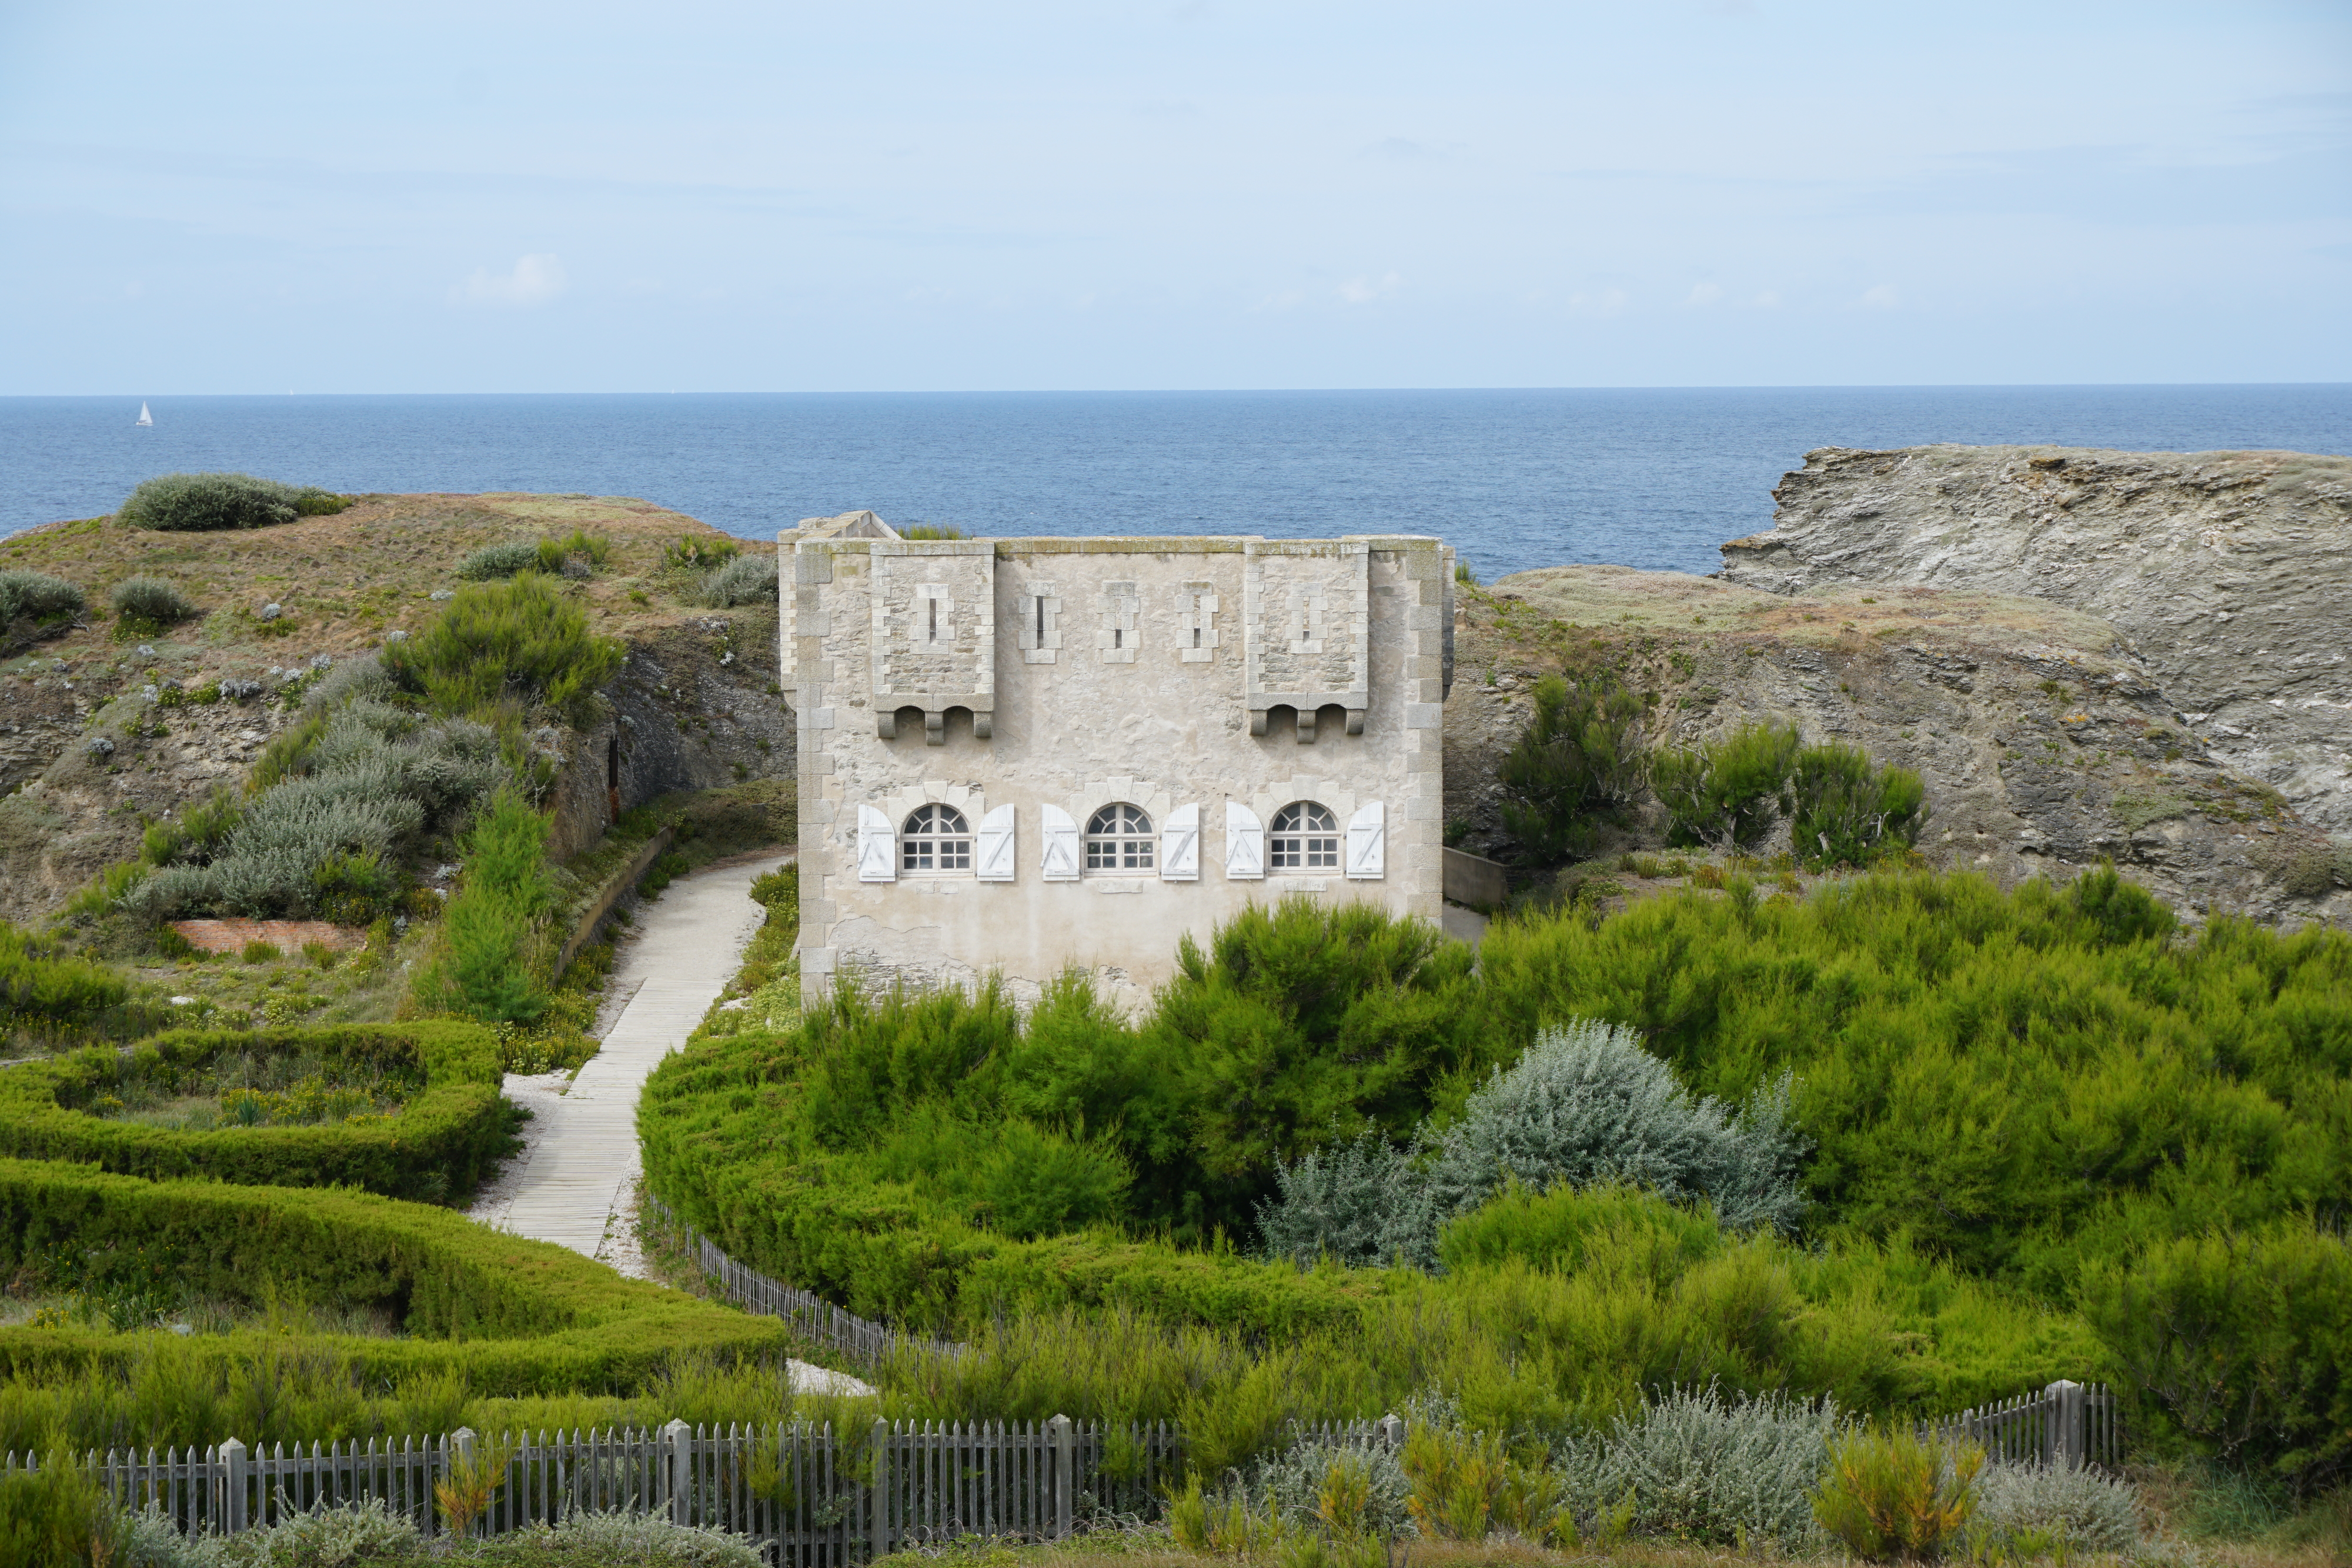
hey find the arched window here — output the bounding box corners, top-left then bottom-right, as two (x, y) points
(1084, 803), (1154, 872)
(901, 803), (971, 873)
(1269, 801), (1339, 870)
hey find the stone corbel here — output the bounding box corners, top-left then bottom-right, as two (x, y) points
(878, 702), (995, 744)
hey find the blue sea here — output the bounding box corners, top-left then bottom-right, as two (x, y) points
(3, 387), (2344, 580)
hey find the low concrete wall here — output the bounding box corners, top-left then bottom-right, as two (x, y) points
(1441, 847), (1509, 911)
(556, 825), (676, 978)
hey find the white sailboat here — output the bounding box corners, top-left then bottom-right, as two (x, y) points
(135, 402), (153, 427)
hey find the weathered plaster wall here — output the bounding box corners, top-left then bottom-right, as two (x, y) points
(789, 534), (1449, 1009)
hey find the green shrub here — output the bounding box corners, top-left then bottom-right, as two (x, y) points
(106, 576), (200, 636)
(119, 473), (326, 532)
(0, 1159), (794, 1450)
(381, 575), (623, 723)
(697, 553), (778, 608)
(0, 922), (128, 1028)
(663, 536), (739, 569)
(125, 701), (503, 924)
(1471, 871), (2352, 1295)
(1497, 673), (1646, 861)
(1419, 1019), (1808, 1240)
(457, 532), (611, 583)
(2079, 1222), (2352, 1495)
(1789, 742), (1927, 867)
(0, 1023), (508, 1202)
(1558, 1383), (1838, 1547)
(0, 1446), (125, 1568)
(414, 789), (555, 1023)
(0, 570), (85, 630)
(1258, 1019), (1807, 1270)
(466, 1509), (766, 1566)
(534, 529), (611, 575)
(896, 523), (969, 540)
(1147, 897), (1480, 1233)
(1651, 720), (1800, 851)
(1965, 1461), (2140, 1556)
(455, 540), (544, 580)
(1256, 1131), (1424, 1269)
(1810, 1426), (1983, 1562)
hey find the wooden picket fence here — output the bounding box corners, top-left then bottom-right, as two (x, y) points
(9, 1391), (2118, 1560)
(644, 1192), (964, 1365)
(1923, 1380), (2121, 1472)
(11, 1415), (1227, 1563)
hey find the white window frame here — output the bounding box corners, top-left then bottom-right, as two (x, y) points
(1269, 801), (1341, 871)
(1084, 802), (1155, 873)
(900, 803), (973, 875)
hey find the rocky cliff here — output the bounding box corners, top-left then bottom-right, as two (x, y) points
(0, 494), (792, 924)
(1720, 444), (2352, 837)
(1442, 449), (2351, 927)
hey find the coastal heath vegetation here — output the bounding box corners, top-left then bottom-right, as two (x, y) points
(106, 574), (201, 638)
(644, 867), (2352, 1492)
(0, 570), (86, 637)
(118, 472), (350, 532)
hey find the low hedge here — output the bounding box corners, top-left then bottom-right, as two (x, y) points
(0, 1023), (510, 1203)
(0, 1159), (791, 1395)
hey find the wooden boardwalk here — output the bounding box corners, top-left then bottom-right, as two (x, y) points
(492, 851), (790, 1265)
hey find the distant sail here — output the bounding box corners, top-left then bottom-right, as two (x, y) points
(136, 402), (153, 427)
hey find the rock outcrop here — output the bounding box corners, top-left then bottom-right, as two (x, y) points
(1719, 445), (2352, 837)
(1441, 561), (2347, 928)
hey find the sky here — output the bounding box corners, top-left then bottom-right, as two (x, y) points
(1, 1), (2347, 394)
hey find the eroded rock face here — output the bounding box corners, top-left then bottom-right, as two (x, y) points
(1442, 564), (2348, 927)
(1719, 446), (2352, 836)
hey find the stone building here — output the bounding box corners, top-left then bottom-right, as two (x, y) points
(779, 513), (1455, 1009)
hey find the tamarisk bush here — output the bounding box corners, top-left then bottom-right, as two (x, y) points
(1498, 673), (1648, 861)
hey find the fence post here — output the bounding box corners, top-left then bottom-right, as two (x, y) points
(448, 1427), (475, 1539)
(2044, 1382), (2084, 1472)
(871, 1417), (893, 1559)
(1047, 1415), (1073, 1541)
(220, 1440), (248, 1534)
(1378, 1414), (1405, 1452)
(664, 1420), (693, 1527)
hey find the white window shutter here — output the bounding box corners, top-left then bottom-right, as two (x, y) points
(1161, 803), (1200, 882)
(1224, 800), (1264, 880)
(856, 804), (896, 882)
(975, 804), (1016, 882)
(1041, 804), (1081, 882)
(1345, 800), (1385, 880)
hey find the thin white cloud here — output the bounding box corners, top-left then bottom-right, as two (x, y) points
(1859, 283), (1901, 310)
(1337, 272), (1402, 305)
(1685, 282), (1725, 307)
(1568, 288), (1632, 317)
(455, 254), (566, 307)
